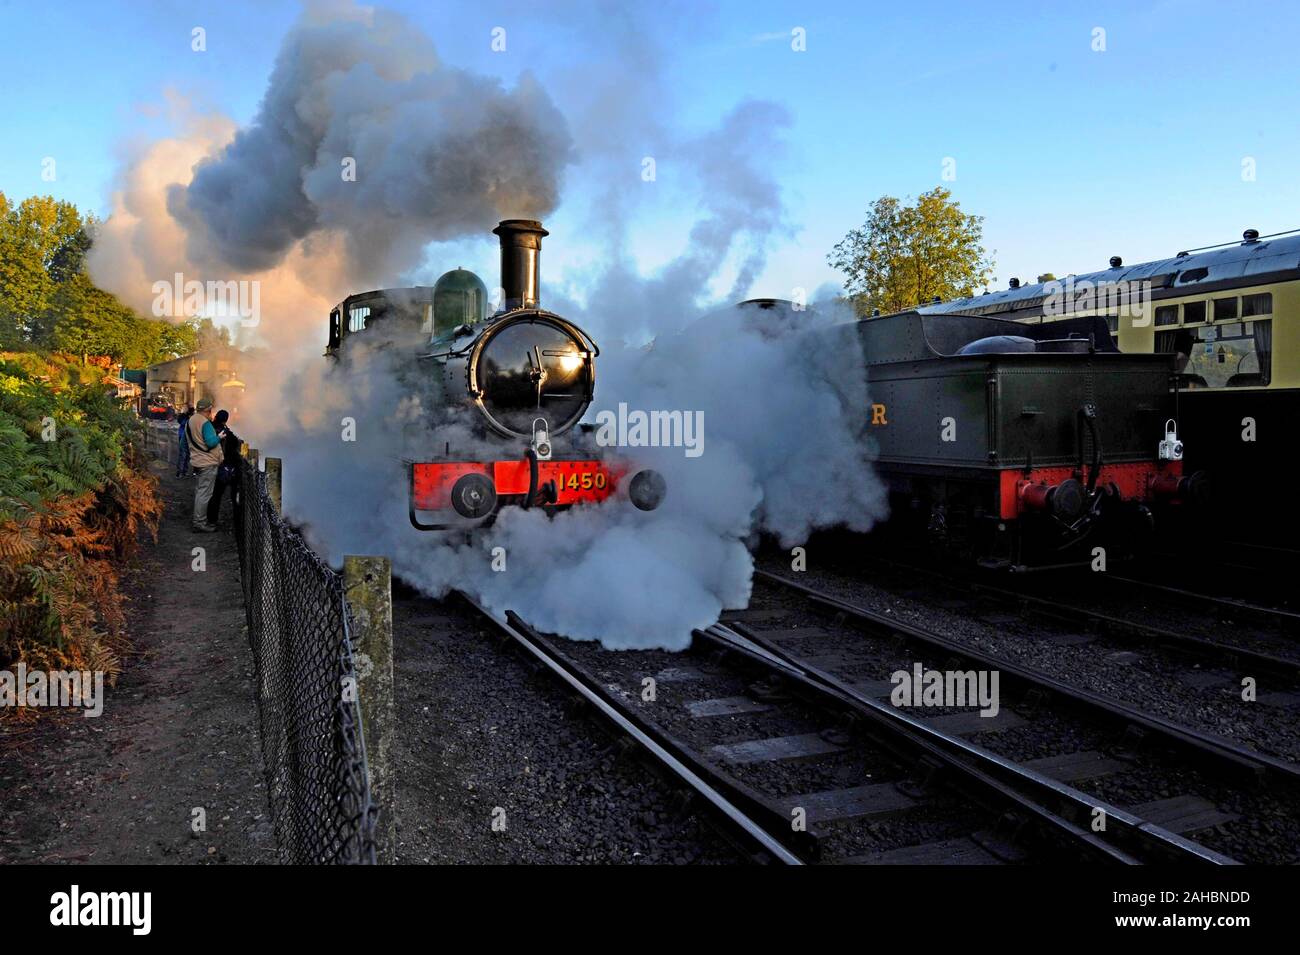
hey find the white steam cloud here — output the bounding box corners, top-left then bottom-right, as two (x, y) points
(90, 1), (888, 650)
(266, 298), (885, 651)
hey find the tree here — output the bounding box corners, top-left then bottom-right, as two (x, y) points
(828, 187), (995, 316)
(0, 190), (196, 367)
(192, 317), (230, 353)
(0, 194), (91, 344)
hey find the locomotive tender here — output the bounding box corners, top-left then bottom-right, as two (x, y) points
(920, 228), (1300, 540)
(326, 219), (664, 530)
(837, 309), (1199, 568)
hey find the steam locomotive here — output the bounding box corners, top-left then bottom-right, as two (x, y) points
(809, 307), (1204, 569)
(326, 219), (665, 530)
(920, 228), (1300, 543)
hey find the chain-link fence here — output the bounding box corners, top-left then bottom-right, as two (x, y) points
(138, 423), (379, 862)
(232, 457), (378, 864)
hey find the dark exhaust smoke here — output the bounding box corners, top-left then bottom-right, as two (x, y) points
(162, 5), (573, 285)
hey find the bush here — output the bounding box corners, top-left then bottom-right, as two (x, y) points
(0, 353), (161, 680)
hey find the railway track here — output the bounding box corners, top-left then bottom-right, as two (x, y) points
(731, 570), (1300, 862)
(833, 546), (1300, 680)
(461, 592), (1245, 865)
(1106, 567), (1300, 627)
(1135, 540), (1300, 615)
(1098, 572), (1300, 640)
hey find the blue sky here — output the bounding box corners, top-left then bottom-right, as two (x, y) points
(1, 0), (1297, 301)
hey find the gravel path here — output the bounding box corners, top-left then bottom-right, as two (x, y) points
(0, 464), (274, 864)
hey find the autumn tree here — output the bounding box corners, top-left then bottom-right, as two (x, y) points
(828, 187), (995, 316)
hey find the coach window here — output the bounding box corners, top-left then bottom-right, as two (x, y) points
(1181, 300), (1206, 324)
(1242, 292), (1273, 317)
(1157, 328), (1199, 380)
(1180, 320), (1271, 388)
(1213, 297), (1238, 321)
(1155, 305), (1178, 327)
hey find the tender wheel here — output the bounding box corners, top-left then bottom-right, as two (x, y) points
(450, 473), (497, 519)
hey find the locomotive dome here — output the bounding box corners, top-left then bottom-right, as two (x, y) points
(432, 268), (488, 335)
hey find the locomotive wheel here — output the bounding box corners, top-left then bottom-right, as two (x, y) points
(450, 473), (497, 519)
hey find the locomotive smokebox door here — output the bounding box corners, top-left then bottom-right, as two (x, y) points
(467, 315), (595, 439)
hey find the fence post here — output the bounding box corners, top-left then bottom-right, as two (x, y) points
(265, 457), (282, 516)
(343, 555), (395, 861)
(249, 448), (260, 472)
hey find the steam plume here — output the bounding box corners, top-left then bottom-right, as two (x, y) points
(89, 1), (888, 650)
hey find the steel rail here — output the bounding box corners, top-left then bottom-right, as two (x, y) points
(1102, 572), (1300, 633)
(459, 594), (804, 864)
(968, 578), (1300, 680)
(700, 622), (1237, 866)
(842, 549), (1299, 678)
(756, 569), (1300, 784)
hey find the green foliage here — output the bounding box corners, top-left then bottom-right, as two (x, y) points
(828, 187), (995, 316)
(0, 353), (138, 516)
(0, 190), (194, 366)
(0, 353), (161, 678)
(0, 194), (89, 346)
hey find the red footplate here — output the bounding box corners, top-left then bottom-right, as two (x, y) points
(412, 459), (624, 511)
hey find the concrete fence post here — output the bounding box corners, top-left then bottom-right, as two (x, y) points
(265, 457), (282, 516)
(248, 448), (260, 472)
(342, 555), (395, 862)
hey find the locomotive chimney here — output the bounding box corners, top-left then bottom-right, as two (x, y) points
(493, 219), (549, 311)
